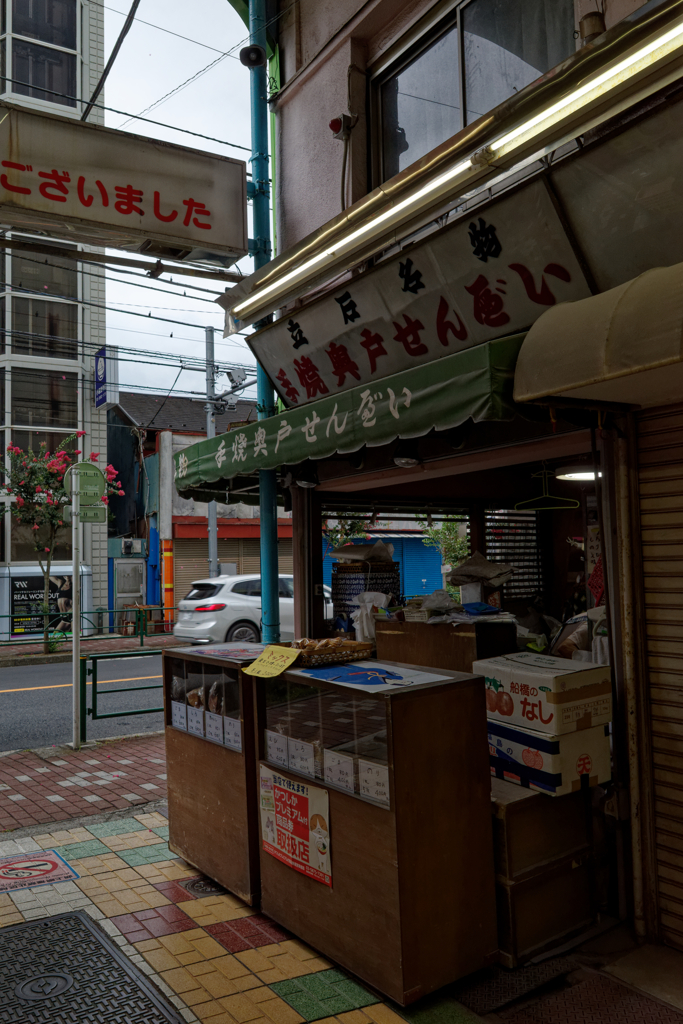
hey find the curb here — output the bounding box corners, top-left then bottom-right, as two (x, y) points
(0, 648), (175, 669)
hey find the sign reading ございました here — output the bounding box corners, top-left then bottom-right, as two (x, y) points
(0, 103), (247, 262)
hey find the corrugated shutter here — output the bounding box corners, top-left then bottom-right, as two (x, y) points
(174, 536), (293, 600)
(637, 404), (683, 951)
(403, 538), (443, 597)
(485, 511), (543, 600)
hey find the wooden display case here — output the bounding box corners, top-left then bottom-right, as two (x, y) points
(375, 620), (517, 673)
(162, 647), (261, 905)
(253, 661), (497, 1006)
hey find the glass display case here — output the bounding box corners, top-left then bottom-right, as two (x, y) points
(162, 646), (261, 905)
(253, 663), (498, 1006)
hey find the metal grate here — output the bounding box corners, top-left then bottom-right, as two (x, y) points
(0, 911), (184, 1023)
(485, 510), (543, 600)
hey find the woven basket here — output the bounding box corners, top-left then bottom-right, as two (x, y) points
(273, 641), (374, 668)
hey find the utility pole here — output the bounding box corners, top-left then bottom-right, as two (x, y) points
(205, 326), (219, 578)
(71, 473), (81, 751)
(249, 0), (280, 643)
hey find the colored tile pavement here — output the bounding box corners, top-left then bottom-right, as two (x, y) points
(0, 733), (167, 829)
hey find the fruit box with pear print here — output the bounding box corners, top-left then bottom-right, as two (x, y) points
(487, 719), (611, 796)
(473, 652), (612, 735)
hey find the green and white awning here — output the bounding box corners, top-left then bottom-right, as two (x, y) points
(174, 334), (524, 500)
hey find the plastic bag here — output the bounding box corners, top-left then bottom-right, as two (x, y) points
(187, 687), (204, 708)
(422, 589), (459, 612)
(171, 676), (185, 702)
(208, 681), (223, 715)
(350, 592), (390, 642)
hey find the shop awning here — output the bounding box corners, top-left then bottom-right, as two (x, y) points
(175, 334), (524, 500)
(513, 262), (683, 407)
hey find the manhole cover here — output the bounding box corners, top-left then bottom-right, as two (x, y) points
(15, 972), (74, 1000)
(180, 875), (227, 897)
(0, 912), (184, 1023)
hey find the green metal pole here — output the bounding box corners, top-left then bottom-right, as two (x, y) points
(249, 0), (280, 644)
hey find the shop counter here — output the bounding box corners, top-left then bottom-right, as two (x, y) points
(163, 645), (263, 905)
(253, 660), (497, 1005)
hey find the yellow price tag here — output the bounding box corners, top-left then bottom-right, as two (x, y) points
(243, 645), (301, 677)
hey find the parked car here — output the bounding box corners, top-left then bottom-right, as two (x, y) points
(173, 574), (333, 644)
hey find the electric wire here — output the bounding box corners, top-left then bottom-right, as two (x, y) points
(84, 0), (230, 57)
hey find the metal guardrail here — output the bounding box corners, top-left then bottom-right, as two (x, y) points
(79, 648), (165, 743)
(0, 606), (178, 648)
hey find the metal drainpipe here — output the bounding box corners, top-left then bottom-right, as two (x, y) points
(249, 0), (280, 642)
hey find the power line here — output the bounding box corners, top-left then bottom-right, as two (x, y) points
(85, 0), (229, 57)
(2, 76), (252, 156)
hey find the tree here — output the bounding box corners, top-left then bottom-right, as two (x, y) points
(418, 516), (469, 596)
(1, 433), (124, 653)
(322, 514), (374, 560)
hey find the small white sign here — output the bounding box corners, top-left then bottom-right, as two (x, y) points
(266, 729), (288, 767)
(205, 712), (224, 744)
(187, 706), (205, 737)
(171, 701), (187, 731)
(288, 738), (315, 778)
(358, 760), (390, 806)
(324, 749), (355, 793)
(224, 716), (242, 751)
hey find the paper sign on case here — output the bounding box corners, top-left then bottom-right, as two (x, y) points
(259, 765), (331, 886)
(243, 646), (301, 677)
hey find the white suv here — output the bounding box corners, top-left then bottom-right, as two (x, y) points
(173, 574), (332, 644)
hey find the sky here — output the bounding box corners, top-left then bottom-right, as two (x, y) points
(100, 0), (260, 400)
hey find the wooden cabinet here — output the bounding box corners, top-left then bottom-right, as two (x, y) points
(375, 620), (517, 673)
(162, 648), (260, 905)
(253, 662), (497, 1006)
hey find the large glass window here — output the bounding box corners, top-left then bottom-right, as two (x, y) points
(11, 248), (78, 298)
(12, 38), (76, 106)
(12, 297), (78, 359)
(463, 0), (575, 124)
(376, 0), (575, 183)
(381, 21), (460, 179)
(12, 0), (77, 50)
(11, 369), (78, 429)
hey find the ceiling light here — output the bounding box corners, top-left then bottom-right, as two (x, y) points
(555, 465), (602, 481)
(393, 439), (421, 469)
(295, 462), (319, 488)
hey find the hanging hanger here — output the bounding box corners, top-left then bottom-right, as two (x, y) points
(515, 470), (580, 511)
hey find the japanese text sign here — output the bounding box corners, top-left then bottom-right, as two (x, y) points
(244, 179), (590, 405)
(259, 765), (331, 886)
(243, 646), (301, 677)
(0, 103), (247, 260)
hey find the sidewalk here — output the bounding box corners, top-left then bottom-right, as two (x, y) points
(0, 733), (167, 831)
(0, 632), (184, 668)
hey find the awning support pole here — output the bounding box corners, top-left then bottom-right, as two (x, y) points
(250, 0), (280, 642)
(206, 327), (219, 578)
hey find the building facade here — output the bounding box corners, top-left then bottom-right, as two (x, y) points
(0, 0), (108, 629)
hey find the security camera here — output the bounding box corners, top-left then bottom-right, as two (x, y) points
(240, 45), (267, 68)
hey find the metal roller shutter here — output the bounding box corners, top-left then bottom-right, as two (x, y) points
(638, 404), (683, 951)
(173, 536), (294, 601)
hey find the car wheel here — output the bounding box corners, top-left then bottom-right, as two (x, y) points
(226, 621), (261, 643)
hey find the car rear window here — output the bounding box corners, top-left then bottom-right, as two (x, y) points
(184, 583), (223, 601)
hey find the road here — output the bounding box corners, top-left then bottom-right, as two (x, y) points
(0, 655), (164, 751)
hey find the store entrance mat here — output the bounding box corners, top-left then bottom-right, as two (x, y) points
(497, 972), (683, 1023)
(0, 911), (185, 1024)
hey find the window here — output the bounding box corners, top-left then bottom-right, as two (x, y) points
(2, 0), (78, 108)
(184, 583), (223, 601)
(375, 0), (575, 183)
(11, 248), (78, 298)
(278, 577), (294, 598)
(12, 297), (78, 358)
(232, 579), (261, 597)
(11, 369), (77, 429)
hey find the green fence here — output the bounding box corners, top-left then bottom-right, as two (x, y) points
(79, 648), (165, 743)
(0, 606), (177, 648)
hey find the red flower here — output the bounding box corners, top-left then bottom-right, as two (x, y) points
(74, 450), (82, 455)
(16, 497), (24, 507)
(89, 453), (100, 462)
(44, 547), (50, 553)
(35, 486), (42, 493)
(76, 431), (86, 437)
(32, 524), (39, 530)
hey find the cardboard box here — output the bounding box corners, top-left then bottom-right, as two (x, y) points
(473, 651), (611, 734)
(488, 719), (611, 796)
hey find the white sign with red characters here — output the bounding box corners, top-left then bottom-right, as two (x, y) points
(259, 765), (331, 887)
(473, 651), (612, 736)
(0, 102), (247, 260)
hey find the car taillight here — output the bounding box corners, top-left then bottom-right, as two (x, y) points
(195, 603), (227, 612)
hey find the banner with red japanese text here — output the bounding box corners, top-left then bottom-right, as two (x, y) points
(259, 765), (331, 887)
(0, 103), (247, 259)
(245, 179), (590, 406)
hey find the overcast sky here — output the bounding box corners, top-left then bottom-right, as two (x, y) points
(102, 0), (259, 399)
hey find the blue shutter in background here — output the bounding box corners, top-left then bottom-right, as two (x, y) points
(403, 538), (443, 597)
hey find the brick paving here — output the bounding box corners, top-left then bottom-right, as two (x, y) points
(0, 733), (167, 831)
